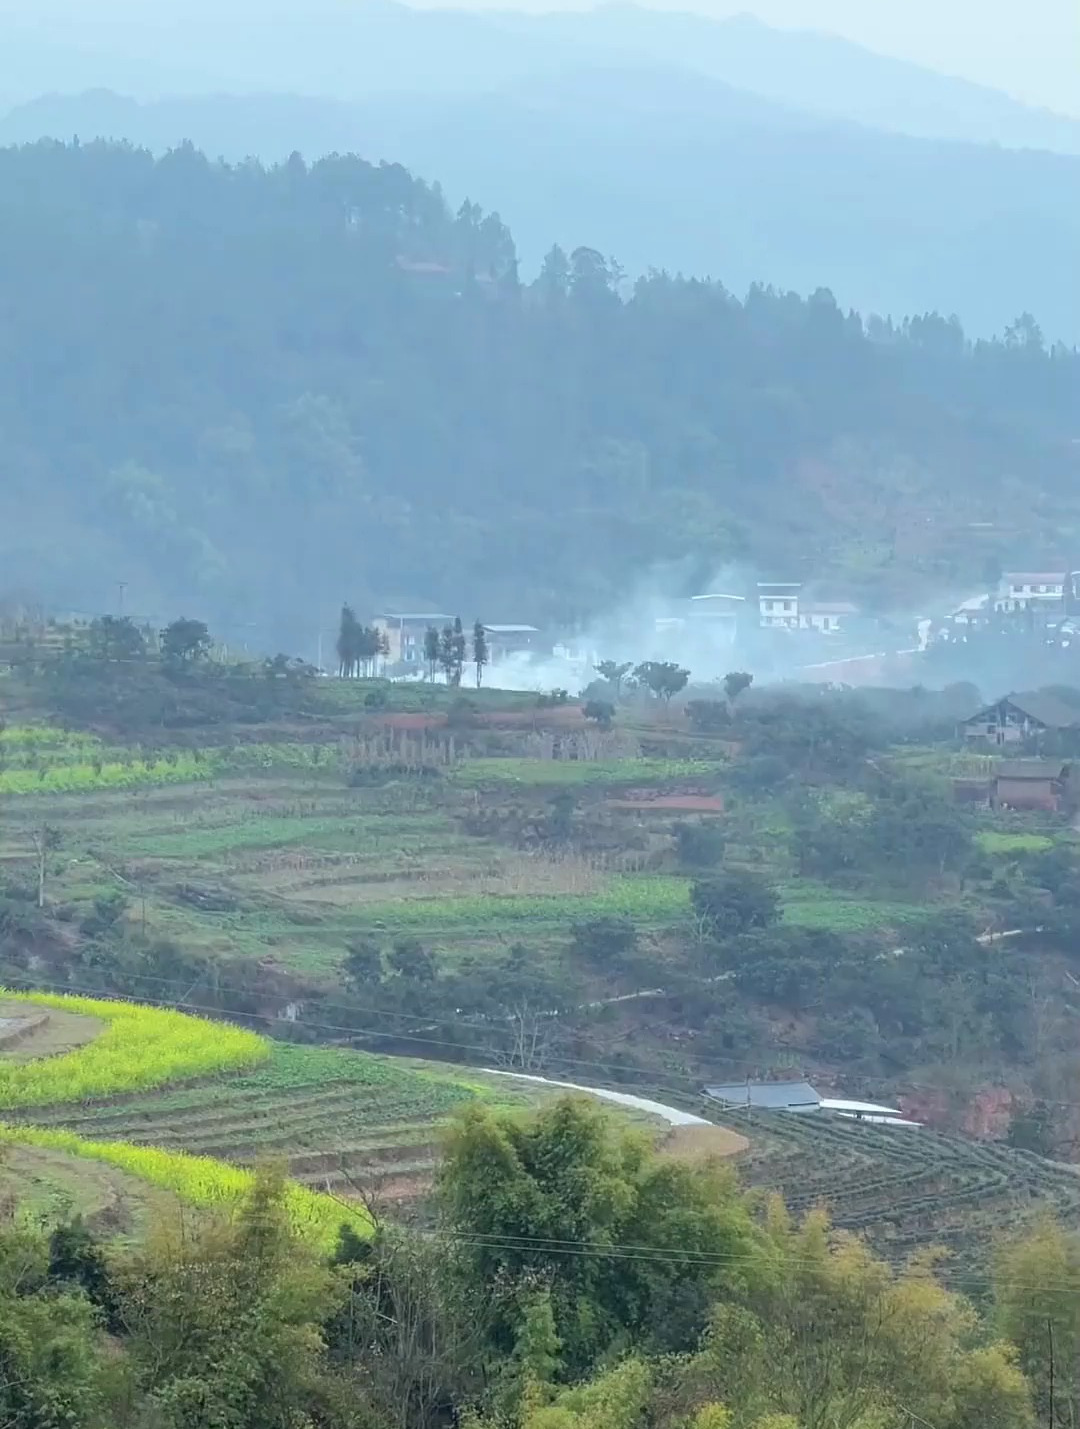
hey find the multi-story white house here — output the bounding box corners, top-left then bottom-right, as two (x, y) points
(994, 572), (1073, 613)
(757, 581), (801, 629)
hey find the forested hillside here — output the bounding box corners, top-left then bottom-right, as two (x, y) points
(0, 139), (1076, 648)
(6, 81), (1080, 335)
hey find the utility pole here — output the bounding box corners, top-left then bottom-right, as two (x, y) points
(117, 581), (127, 616)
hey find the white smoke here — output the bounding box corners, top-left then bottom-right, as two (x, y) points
(489, 561), (754, 695)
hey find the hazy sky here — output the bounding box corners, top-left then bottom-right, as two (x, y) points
(416, 0), (1080, 116)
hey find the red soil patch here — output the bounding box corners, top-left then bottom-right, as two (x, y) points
(608, 792), (725, 812)
(477, 705), (586, 729)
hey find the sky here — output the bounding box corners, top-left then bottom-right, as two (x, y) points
(414, 0), (1080, 116)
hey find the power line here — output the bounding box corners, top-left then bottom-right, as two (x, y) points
(12, 963), (1080, 1124)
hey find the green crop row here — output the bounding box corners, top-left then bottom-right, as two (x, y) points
(975, 830), (1055, 855)
(0, 757), (217, 795)
(355, 875), (694, 929)
(452, 757), (719, 788)
(0, 742), (348, 795)
(0, 725), (104, 749)
(0, 1125), (368, 1248)
(0, 991), (268, 1107)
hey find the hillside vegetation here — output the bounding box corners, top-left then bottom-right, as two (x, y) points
(0, 141), (1076, 647)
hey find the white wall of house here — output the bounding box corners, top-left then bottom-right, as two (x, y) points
(759, 596), (799, 628)
(995, 576), (1065, 612)
(801, 611), (840, 632)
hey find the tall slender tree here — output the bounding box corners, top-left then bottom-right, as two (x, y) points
(336, 604), (361, 678)
(424, 626), (441, 682)
(438, 624), (456, 684)
(472, 620), (489, 688)
(451, 617), (467, 687)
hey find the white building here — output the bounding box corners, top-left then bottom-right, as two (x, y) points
(799, 601), (859, 634)
(757, 581), (801, 629)
(995, 572), (1071, 613)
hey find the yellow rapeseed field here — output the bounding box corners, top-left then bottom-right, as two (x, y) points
(0, 1125), (369, 1248)
(0, 990), (268, 1107)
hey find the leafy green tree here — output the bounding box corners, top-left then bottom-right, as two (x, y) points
(1006, 1100), (1055, 1157)
(437, 1096), (762, 1372)
(0, 1222), (114, 1429)
(679, 1201), (1034, 1429)
(343, 937), (383, 989)
(691, 870), (780, 939)
(634, 660), (690, 703)
(387, 937), (437, 983)
(88, 614), (146, 663)
(473, 620), (489, 688)
(595, 661), (632, 698)
(723, 670), (753, 704)
(115, 1167), (346, 1429)
(994, 1218), (1080, 1426)
(160, 616), (212, 666)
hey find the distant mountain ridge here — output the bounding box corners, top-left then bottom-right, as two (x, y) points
(1, 0), (1078, 154)
(485, 6), (1080, 154)
(4, 80), (1079, 340)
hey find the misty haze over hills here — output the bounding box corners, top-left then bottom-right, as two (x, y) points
(3, 0), (1079, 153)
(2, 2), (1079, 337)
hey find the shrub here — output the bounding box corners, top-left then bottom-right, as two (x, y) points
(583, 699), (615, 729)
(674, 821), (726, 868)
(571, 915), (638, 965)
(691, 871), (780, 938)
(686, 699), (731, 733)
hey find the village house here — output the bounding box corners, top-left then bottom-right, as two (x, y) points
(959, 692), (1080, 747)
(799, 600), (860, 634)
(685, 592), (745, 644)
(372, 610), (452, 668)
(757, 581), (802, 630)
(991, 759), (1074, 814)
(482, 624), (548, 664)
(994, 571), (1074, 614)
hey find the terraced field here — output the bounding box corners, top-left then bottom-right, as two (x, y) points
(21, 1042), (496, 1204)
(0, 991), (577, 1228)
(728, 1108), (1080, 1282)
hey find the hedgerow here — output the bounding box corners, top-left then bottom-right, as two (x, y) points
(0, 991), (268, 1107)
